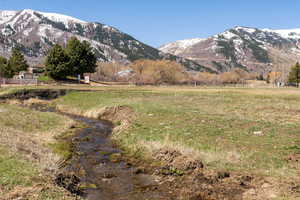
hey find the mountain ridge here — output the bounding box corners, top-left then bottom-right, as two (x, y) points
(0, 9), (211, 72)
(160, 26), (300, 75)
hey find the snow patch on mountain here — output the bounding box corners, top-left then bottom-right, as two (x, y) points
(4, 10), (39, 30)
(235, 26), (257, 33)
(0, 9), (87, 29)
(220, 31), (236, 39)
(36, 10), (87, 26)
(102, 25), (119, 33)
(0, 10), (18, 24)
(175, 38), (206, 48)
(23, 27), (33, 36)
(263, 28), (300, 39)
(160, 38), (205, 53)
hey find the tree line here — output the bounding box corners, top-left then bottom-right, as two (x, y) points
(2, 37), (300, 87)
(92, 59), (258, 85)
(93, 60), (300, 87)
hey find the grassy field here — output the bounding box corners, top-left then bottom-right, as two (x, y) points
(1, 85), (300, 199)
(52, 87), (300, 180)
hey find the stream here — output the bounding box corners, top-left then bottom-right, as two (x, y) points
(55, 113), (168, 200)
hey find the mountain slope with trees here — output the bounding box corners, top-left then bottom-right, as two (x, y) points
(160, 26), (300, 75)
(0, 9), (210, 72)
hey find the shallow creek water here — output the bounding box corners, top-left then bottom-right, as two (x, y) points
(58, 115), (169, 200)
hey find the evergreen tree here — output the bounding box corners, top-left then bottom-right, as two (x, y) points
(65, 37), (97, 77)
(0, 56), (13, 78)
(8, 48), (29, 74)
(44, 38), (97, 80)
(45, 44), (70, 80)
(0, 56), (6, 77)
(288, 62), (300, 87)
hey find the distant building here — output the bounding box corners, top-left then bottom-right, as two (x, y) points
(14, 71), (34, 80)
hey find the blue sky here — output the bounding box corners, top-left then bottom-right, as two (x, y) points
(1, 0), (300, 47)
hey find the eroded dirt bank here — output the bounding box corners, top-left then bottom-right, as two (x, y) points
(1, 89), (288, 200)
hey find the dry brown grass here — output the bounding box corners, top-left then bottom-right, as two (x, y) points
(139, 139), (243, 165)
(0, 126), (59, 173)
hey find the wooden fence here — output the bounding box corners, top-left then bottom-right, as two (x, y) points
(0, 78), (38, 85)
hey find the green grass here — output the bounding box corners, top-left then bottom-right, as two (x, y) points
(0, 147), (72, 199)
(0, 87), (21, 96)
(38, 75), (55, 83)
(53, 87), (300, 179)
(0, 147), (38, 190)
(0, 104), (67, 133)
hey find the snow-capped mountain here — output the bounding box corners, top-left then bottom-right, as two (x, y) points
(160, 38), (205, 55)
(160, 26), (300, 74)
(0, 9), (208, 71)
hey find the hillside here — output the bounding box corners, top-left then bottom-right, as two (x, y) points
(0, 9), (210, 72)
(160, 26), (300, 74)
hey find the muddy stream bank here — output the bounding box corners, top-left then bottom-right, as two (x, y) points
(53, 111), (171, 200)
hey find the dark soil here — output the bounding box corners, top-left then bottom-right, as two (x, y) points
(0, 89), (69, 100)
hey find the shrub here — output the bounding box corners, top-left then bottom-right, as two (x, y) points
(129, 59), (188, 85)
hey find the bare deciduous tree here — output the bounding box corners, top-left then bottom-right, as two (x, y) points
(91, 62), (127, 81)
(129, 60), (188, 85)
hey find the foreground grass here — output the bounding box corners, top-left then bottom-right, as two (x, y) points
(0, 147), (37, 191)
(54, 87), (300, 180)
(0, 147), (74, 200)
(0, 102), (76, 199)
